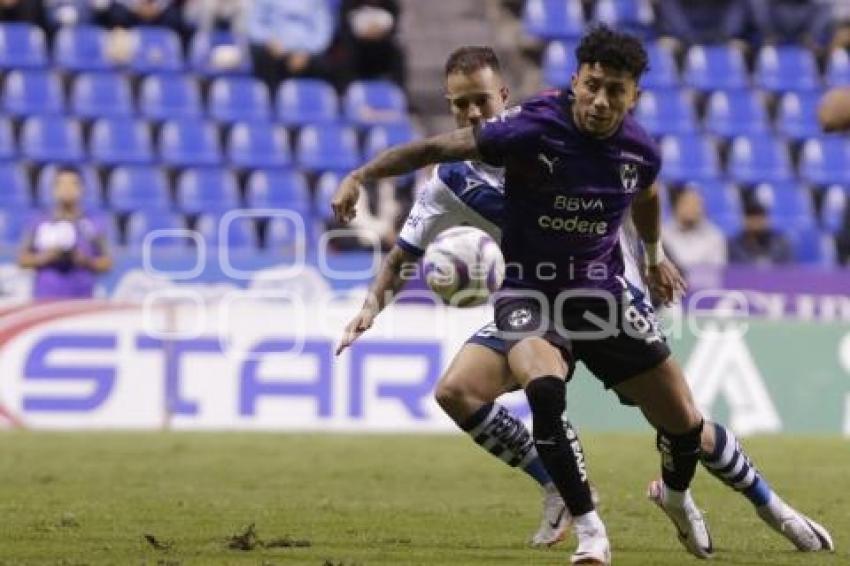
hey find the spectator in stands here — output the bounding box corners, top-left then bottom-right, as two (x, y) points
(747, 0), (832, 47)
(338, 0), (406, 89)
(109, 0), (184, 32)
(246, 0), (335, 94)
(728, 199), (793, 265)
(819, 87), (850, 132)
(826, 0), (850, 50)
(17, 167), (112, 300)
(656, 0), (751, 46)
(43, 0), (111, 28)
(0, 0), (44, 24)
(662, 186), (727, 269)
(183, 0), (245, 33)
(658, 0), (749, 45)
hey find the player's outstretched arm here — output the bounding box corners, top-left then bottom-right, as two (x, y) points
(336, 244), (419, 355)
(631, 183), (686, 305)
(331, 127), (480, 223)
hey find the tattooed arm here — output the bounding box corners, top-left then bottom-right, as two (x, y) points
(331, 127), (479, 223)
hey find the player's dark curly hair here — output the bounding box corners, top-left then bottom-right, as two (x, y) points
(575, 25), (648, 79)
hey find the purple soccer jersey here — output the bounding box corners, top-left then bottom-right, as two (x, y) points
(474, 90), (661, 297)
(25, 212), (107, 299)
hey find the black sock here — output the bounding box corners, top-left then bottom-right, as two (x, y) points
(525, 376), (594, 517)
(657, 419), (704, 491)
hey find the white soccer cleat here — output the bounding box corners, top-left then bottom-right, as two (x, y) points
(757, 502), (835, 552)
(531, 486), (571, 547)
(570, 526), (611, 565)
(648, 479), (714, 559)
(530, 484), (600, 547)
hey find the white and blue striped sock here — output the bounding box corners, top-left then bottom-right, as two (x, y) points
(700, 422), (773, 507)
(462, 402), (552, 487)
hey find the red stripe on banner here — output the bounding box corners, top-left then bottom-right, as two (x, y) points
(0, 301), (137, 348)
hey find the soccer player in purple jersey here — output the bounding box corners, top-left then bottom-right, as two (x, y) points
(332, 26), (833, 564)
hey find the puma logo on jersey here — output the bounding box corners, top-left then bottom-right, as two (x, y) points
(458, 176), (485, 197)
(538, 153), (560, 174)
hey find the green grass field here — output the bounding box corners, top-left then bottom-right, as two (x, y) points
(0, 433), (847, 565)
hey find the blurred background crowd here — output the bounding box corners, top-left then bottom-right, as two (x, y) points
(0, 0), (848, 299)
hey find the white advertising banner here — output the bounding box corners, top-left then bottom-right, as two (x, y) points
(0, 300), (529, 431)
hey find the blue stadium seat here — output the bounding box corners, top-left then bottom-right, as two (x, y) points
(775, 91), (823, 140)
(189, 31), (252, 76)
(36, 165), (101, 209)
(130, 26), (184, 73)
(754, 46), (820, 93)
(643, 41), (678, 89)
(523, 0), (584, 40)
(821, 184), (847, 233)
(727, 135), (793, 185)
(659, 133), (721, 183)
(90, 118), (154, 166)
(0, 118), (16, 160)
(159, 119), (222, 167)
(209, 77), (270, 123)
(344, 80), (407, 127)
(799, 136), (850, 186)
(175, 167), (240, 214)
(542, 40), (576, 87)
(277, 79), (338, 126)
(2, 70), (63, 117)
(265, 214), (307, 250)
(683, 45), (748, 91)
(139, 74), (202, 121)
(592, 0), (655, 38)
(751, 182), (815, 230)
(364, 122), (419, 161)
(0, 209), (25, 245)
(703, 89), (769, 139)
(0, 163), (31, 209)
(195, 213), (257, 249)
(125, 210), (188, 249)
(71, 72), (133, 119)
(226, 121), (291, 170)
(54, 26), (111, 72)
(826, 49), (850, 87)
(684, 180), (742, 235)
(634, 88), (697, 136)
(296, 124), (361, 172)
(108, 166), (171, 213)
(789, 227), (835, 265)
(0, 23), (47, 69)
(20, 116), (85, 164)
(245, 168), (310, 213)
(315, 171), (342, 220)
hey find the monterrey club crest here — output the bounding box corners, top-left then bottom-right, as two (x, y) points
(508, 308), (532, 329)
(620, 163), (639, 193)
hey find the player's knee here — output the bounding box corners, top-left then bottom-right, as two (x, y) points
(434, 377), (463, 409)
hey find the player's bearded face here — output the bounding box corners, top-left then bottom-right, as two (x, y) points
(571, 63), (639, 138)
(445, 67), (508, 128)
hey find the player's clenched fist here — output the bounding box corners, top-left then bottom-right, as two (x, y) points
(646, 259), (687, 306)
(331, 172), (364, 224)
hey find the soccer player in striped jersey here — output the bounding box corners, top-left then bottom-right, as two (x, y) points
(336, 46), (577, 547)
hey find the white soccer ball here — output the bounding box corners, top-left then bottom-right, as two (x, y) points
(422, 226), (505, 307)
